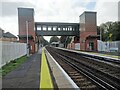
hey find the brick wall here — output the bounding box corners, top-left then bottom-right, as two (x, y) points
(18, 8), (35, 53)
(80, 12), (97, 51)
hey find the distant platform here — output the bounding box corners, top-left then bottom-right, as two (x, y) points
(55, 47), (120, 61)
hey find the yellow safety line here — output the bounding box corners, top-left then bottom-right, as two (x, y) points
(40, 48), (53, 89)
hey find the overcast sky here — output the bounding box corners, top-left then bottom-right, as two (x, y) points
(0, 0), (119, 41)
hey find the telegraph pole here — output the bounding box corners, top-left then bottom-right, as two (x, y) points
(26, 21), (29, 57)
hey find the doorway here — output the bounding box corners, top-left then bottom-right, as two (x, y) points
(89, 42), (94, 51)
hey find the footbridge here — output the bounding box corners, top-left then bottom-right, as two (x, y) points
(35, 22), (80, 36)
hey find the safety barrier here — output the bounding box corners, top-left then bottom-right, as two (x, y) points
(97, 40), (120, 52)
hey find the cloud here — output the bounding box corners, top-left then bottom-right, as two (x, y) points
(118, 1), (120, 21)
(0, 17), (18, 36)
(1, 1), (35, 17)
(34, 0), (90, 22)
(3, 0), (116, 41)
(0, 0), (35, 36)
(94, 0), (119, 25)
(0, 0), (97, 40)
(86, 2), (96, 10)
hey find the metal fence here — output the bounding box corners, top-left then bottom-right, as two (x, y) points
(75, 43), (80, 50)
(97, 40), (120, 52)
(0, 41), (27, 68)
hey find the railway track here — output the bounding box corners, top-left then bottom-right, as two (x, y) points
(46, 46), (120, 90)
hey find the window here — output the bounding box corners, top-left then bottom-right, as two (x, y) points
(58, 28), (61, 31)
(37, 27), (41, 30)
(70, 27), (72, 31)
(43, 26), (47, 31)
(53, 26), (57, 31)
(63, 28), (65, 31)
(48, 27), (52, 31)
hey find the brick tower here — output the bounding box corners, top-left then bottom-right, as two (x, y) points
(18, 8), (35, 54)
(80, 11), (99, 51)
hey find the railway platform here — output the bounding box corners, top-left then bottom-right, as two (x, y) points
(2, 47), (80, 89)
(55, 47), (120, 61)
(2, 50), (41, 89)
(2, 47), (120, 89)
(46, 46), (120, 89)
(40, 47), (79, 89)
(44, 48), (79, 89)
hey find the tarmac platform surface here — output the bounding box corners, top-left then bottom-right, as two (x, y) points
(2, 49), (41, 89)
(2, 47), (79, 89)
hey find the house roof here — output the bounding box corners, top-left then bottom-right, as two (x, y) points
(18, 35), (33, 39)
(86, 35), (100, 39)
(3, 32), (17, 38)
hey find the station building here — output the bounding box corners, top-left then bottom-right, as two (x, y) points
(67, 12), (99, 51)
(18, 8), (99, 53)
(79, 12), (99, 51)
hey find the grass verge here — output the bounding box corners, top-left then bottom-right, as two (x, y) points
(1, 55), (27, 77)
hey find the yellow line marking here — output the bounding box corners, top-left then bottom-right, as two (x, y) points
(40, 48), (53, 89)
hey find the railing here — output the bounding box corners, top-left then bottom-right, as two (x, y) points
(97, 40), (120, 52)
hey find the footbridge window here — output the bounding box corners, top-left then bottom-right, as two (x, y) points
(37, 27), (41, 30)
(43, 26), (47, 31)
(48, 27), (52, 31)
(53, 26), (57, 31)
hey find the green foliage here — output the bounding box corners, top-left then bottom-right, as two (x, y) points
(44, 40), (49, 46)
(2, 55), (27, 76)
(98, 21), (120, 41)
(97, 26), (100, 35)
(60, 36), (67, 43)
(66, 36), (72, 44)
(65, 36), (72, 47)
(49, 36), (60, 43)
(59, 36), (73, 47)
(38, 36), (49, 46)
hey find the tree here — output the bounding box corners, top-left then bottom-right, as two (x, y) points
(97, 26), (100, 35)
(99, 22), (112, 41)
(99, 21), (120, 41)
(49, 36), (60, 43)
(111, 22), (120, 41)
(59, 36), (73, 47)
(60, 36), (67, 43)
(38, 36), (49, 46)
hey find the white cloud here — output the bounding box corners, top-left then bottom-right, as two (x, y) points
(34, 0), (87, 22)
(1, 0), (119, 41)
(1, 0), (89, 39)
(0, 16), (18, 36)
(1, 0), (34, 36)
(94, 0), (119, 25)
(1, 1), (35, 17)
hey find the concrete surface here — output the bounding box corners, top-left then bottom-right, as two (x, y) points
(55, 47), (120, 60)
(45, 48), (79, 90)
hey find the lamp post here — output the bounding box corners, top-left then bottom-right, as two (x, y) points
(100, 27), (102, 41)
(26, 21), (29, 57)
